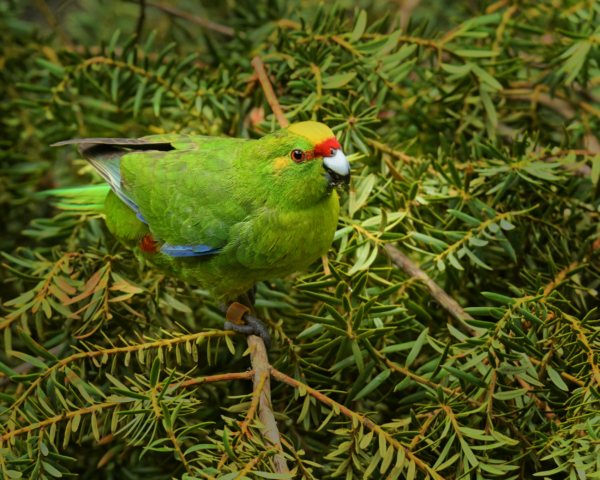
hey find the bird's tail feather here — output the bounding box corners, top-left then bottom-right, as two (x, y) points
(35, 184), (110, 214)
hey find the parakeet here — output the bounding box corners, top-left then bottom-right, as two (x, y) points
(51, 121), (350, 348)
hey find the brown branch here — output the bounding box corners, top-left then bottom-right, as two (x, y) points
(248, 336), (289, 473)
(270, 367), (443, 480)
(383, 244), (477, 334)
(171, 371), (254, 389)
(251, 57), (289, 128)
(142, 1), (236, 37)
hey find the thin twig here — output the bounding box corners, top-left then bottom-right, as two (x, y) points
(235, 450), (277, 479)
(366, 138), (415, 164)
(143, 1), (236, 37)
(239, 372), (267, 437)
(0, 402), (118, 443)
(35, 0), (70, 46)
(169, 429), (193, 476)
(169, 371), (254, 389)
(270, 367), (443, 480)
(0, 367), (248, 443)
(247, 337), (289, 473)
(383, 244), (477, 334)
(251, 57), (289, 128)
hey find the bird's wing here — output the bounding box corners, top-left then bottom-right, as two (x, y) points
(120, 147), (250, 257)
(54, 135), (250, 257)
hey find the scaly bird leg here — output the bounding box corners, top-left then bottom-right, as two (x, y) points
(219, 289), (271, 349)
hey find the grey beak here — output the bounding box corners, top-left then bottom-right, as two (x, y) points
(323, 149), (351, 187)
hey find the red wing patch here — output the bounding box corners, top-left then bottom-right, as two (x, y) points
(140, 235), (158, 253)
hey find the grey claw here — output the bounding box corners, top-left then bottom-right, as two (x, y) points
(224, 314), (271, 350)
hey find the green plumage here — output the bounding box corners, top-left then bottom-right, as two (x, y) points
(53, 122), (344, 303)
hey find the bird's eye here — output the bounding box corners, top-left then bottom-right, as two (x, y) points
(330, 148), (335, 156)
(291, 149), (305, 163)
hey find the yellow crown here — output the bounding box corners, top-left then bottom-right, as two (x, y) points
(288, 121), (335, 145)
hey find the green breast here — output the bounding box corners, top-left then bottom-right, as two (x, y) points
(105, 182), (340, 302)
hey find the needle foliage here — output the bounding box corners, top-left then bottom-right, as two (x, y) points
(2, 0), (600, 479)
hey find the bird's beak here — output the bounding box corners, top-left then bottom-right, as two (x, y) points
(323, 148), (351, 187)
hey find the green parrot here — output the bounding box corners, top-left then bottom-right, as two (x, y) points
(51, 121), (351, 348)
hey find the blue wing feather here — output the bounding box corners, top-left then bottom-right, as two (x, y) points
(160, 244), (220, 257)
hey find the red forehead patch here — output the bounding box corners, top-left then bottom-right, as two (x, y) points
(305, 137), (341, 161)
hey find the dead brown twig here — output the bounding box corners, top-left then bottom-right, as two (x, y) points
(251, 57), (289, 129)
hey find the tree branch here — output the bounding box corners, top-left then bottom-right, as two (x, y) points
(247, 336), (289, 473)
(251, 57), (289, 129)
(383, 244), (477, 334)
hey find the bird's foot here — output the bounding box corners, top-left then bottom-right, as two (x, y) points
(219, 301), (271, 350)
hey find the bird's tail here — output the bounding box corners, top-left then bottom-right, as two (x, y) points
(35, 184), (110, 214)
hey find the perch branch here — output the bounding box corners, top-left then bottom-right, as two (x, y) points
(247, 336), (289, 473)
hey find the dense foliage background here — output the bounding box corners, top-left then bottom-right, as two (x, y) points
(2, 0), (600, 479)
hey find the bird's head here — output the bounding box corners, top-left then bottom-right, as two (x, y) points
(285, 121), (351, 188)
(259, 121), (351, 192)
